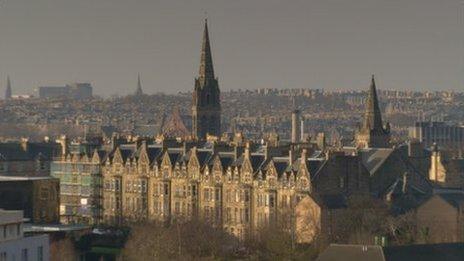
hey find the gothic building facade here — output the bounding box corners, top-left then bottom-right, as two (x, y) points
(100, 141), (320, 239)
(192, 20), (221, 140)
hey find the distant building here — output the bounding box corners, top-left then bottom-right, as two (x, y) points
(192, 19), (221, 139)
(37, 83), (93, 99)
(0, 176), (60, 224)
(409, 121), (464, 151)
(0, 209), (50, 261)
(134, 74), (143, 96)
(355, 76), (391, 149)
(4, 76), (12, 100)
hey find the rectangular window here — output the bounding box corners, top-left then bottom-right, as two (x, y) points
(192, 185), (197, 196)
(245, 208), (249, 223)
(244, 190), (250, 202)
(164, 184), (169, 195)
(21, 248), (28, 261)
(37, 246), (43, 261)
(141, 180), (147, 193)
(215, 188), (220, 201)
(269, 194), (275, 208)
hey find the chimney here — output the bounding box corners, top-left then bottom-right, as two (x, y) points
(289, 145), (295, 164)
(244, 142), (251, 159)
(57, 135), (68, 156)
(20, 138), (29, 152)
(291, 109), (300, 143)
(301, 149), (307, 164)
(264, 144), (270, 160)
(300, 118), (305, 142)
(233, 145), (243, 161)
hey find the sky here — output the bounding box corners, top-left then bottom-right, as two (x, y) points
(0, 0), (463, 96)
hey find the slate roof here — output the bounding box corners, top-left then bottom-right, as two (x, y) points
(359, 148), (394, 176)
(317, 244), (385, 261)
(318, 243), (464, 261)
(383, 243), (464, 261)
(436, 192), (464, 209)
(0, 142), (60, 161)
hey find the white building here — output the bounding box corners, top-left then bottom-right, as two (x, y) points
(0, 209), (49, 261)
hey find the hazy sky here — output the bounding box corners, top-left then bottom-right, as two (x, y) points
(0, 0), (463, 96)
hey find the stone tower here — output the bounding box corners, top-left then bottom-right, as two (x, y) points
(135, 74), (143, 96)
(5, 75), (12, 100)
(192, 19), (221, 139)
(355, 75), (390, 148)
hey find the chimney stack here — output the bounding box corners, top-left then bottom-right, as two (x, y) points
(291, 109), (300, 143)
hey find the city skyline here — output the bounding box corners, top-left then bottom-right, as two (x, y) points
(0, 0), (463, 96)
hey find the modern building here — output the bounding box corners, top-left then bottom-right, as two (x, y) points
(0, 209), (50, 261)
(409, 121), (464, 151)
(51, 139), (104, 224)
(355, 76), (391, 149)
(37, 83), (93, 99)
(192, 19), (221, 139)
(0, 176), (60, 224)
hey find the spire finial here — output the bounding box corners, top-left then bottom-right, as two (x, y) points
(198, 17), (215, 83)
(363, 75), (383, 131)
(5, 75), (12, 100)
(135, 73), (143, 96)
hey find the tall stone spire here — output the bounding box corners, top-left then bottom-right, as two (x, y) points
(363, 75), (383, 131)
(135, 74), (143, 96)
(5, 75), (12, 100)
(198, 19), (215, 85)
(355, 75), (390, 148)
(192, 18), (221, 140)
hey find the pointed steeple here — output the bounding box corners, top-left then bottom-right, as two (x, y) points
(5, 75), (12, 100)
(363, 75), (384, 131)
(135, 74), (143, 96)
(198, 19), (215, 85)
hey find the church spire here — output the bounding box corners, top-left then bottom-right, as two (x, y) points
(363, 75), (383, 131)
(135, 74), (143, 96)
(5, 75), (12, 100)
(198, 19), (215, 85)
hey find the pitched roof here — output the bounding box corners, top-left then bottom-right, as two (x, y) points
(359, 148), (394, 176)
(317, 244), (385, 261)
(383, 243), (464, 261)
(0, 142), (59, 161)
